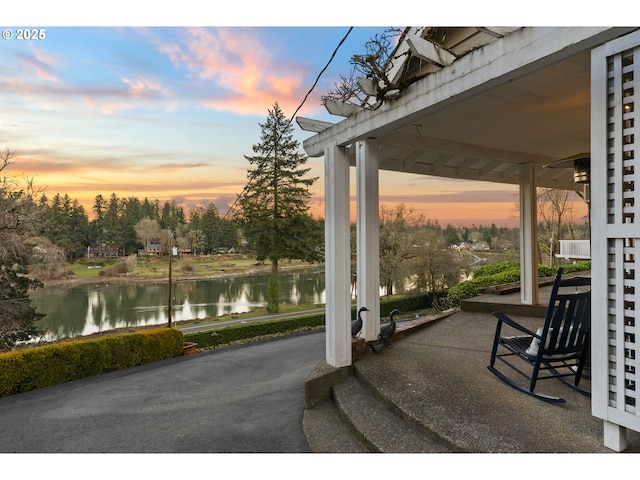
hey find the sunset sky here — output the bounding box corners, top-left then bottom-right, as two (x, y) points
(1, 5), (595, 228)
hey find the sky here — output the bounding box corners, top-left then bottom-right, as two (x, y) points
(0, 3), (599, 228)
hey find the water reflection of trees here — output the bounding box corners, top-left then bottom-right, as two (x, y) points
(31, 268), (327, 340)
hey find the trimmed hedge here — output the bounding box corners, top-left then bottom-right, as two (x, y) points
(184, 292), (434, 350)
(380, 292), (433, 316)
(0, 328), (184, 397)
(185, 314), (326, 349)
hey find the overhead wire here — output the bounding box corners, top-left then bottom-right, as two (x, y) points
(222, 26), (354, 220)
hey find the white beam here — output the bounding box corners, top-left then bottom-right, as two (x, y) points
(357, 139), (380, 341)
(324, 144), (352, 367)
(406, 35), (457, 68)
(357, 77), (379, 97)
(519, 163), (539, 305)
(323, 98), (363, 117)
(296, 117), (334, 133)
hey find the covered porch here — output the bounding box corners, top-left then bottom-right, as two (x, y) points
(304, 299), (640, 452)
(299, 27), (640, 450)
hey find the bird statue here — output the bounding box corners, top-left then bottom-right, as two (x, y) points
(371, 309), (400, 353)
(351, 306), (369, 338)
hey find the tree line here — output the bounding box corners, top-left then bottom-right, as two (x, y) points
(38, 191), (244, 260)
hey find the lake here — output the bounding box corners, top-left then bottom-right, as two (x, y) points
(30, 267), (329, 342)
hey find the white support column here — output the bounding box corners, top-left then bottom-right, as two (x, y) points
(324, 144), (352, 367)
(519, 163), (539, 305)
(603, 421), (628, 453)
(356, 139), (380, 340)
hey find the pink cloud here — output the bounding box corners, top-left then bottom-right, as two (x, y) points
(121, 76), (170, 100)
(16, 49), (59, 82)
(157, 28), (309, 116)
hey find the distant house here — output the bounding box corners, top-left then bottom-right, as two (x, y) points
(86, 243), (122, 258)
(470, 241), (490, 251)
(137, 243), (162, 256)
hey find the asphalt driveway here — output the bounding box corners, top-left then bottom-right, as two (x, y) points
(0, 331), (325, 453)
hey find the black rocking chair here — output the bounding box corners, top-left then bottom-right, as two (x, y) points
(487, 268), (591, 403)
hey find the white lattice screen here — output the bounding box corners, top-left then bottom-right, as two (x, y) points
(592, 30), (640, 451)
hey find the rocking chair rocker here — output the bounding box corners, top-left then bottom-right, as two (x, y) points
(487, 268), (591, 403)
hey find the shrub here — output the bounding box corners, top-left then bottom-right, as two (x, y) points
(0, 328), (184, 397)
(99, 262), (129, 277)
(443, 261), (591, 307)
(185, 314), (326, 350)
(181, 263), (195, 272)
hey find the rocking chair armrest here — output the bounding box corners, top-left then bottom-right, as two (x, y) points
(492, 311), (539, 337)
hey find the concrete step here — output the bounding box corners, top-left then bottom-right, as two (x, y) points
(302, 399), (368, 453)
(332, 376), (451, 453)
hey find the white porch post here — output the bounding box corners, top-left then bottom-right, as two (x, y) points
(356, 139), (380, 340)
(519, 163), (539, 305)
(324, 144), (352, 367)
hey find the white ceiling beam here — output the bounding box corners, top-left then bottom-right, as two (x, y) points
(296, 117), (334, 133)
(323, 98), (364, 117)
(357, 77), (379, 97)
(500, 162), (521, 181)
(456, 157), (478, 176)
(406, 35), (457, 68)
(403, 150), (423, 170)
(386, 27), (425, 85)
(479, 160), (503, 178)
(428, 153), (452, 174)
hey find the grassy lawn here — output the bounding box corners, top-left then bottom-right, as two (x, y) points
(69, 254), (317, 284)
(71, 254), (266, 281)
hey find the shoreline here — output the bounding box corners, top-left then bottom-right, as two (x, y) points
(39, 261), (324, 289)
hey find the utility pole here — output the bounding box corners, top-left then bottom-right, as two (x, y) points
(168, 227), (173, 328)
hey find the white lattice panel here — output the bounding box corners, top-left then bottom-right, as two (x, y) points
(592, 31), (640, 448)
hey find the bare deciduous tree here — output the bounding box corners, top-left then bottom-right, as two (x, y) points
(134, 217), (161, 255)
(0, 149), (46, 349)
(409, 229), (467, 310)
(537, 188), (581, 265)
(379, 204), (417, 295)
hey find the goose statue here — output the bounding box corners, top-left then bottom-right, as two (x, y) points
(371, 309), (400, 353)
(351, 306), (369, 338)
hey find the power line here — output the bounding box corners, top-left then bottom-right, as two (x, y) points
(223, 26), (354, 220)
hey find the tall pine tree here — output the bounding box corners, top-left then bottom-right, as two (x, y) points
(237, 102), (321, 313)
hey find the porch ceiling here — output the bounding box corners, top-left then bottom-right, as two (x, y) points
(300, 27), (638, 192)
(371, 50), (591, 191)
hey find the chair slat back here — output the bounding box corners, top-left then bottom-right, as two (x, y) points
(538, 269), (591, 357)
(544, 290), (591, 354)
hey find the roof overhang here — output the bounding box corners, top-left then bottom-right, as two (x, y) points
(300, 26), (639, 191)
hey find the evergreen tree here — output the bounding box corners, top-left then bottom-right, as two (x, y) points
(121, 197), (143, 254)
(237, 102), (321, 313)
(444, 223), (461, 246)
(43, 194), (89, 260)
